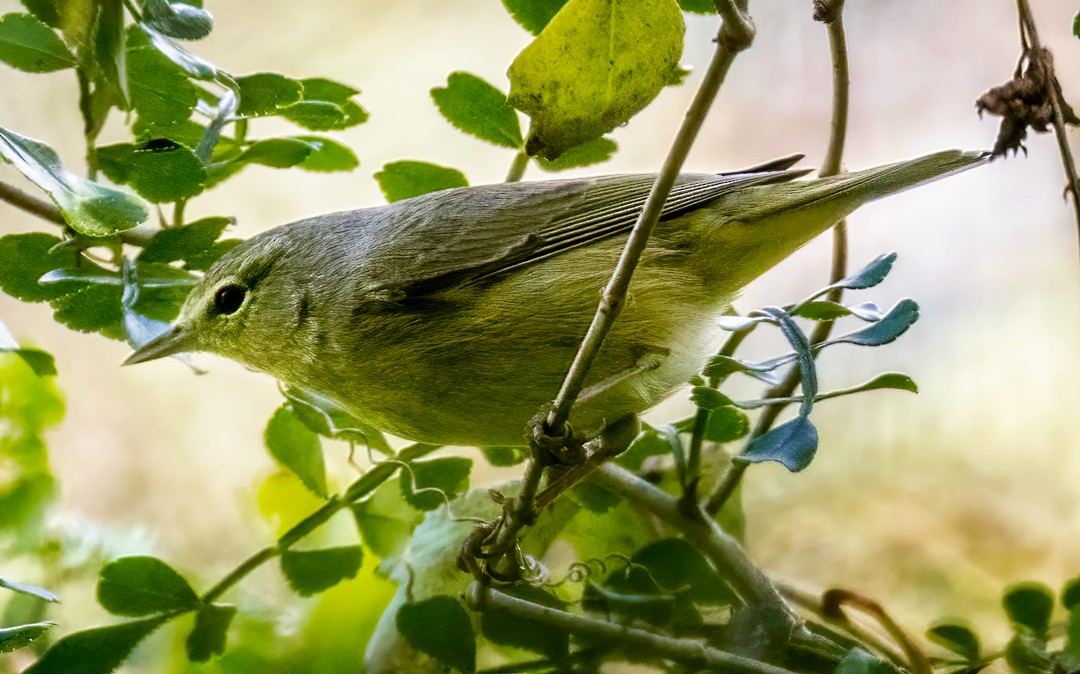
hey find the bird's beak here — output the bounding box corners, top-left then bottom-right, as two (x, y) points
(122, 324), (195, 366)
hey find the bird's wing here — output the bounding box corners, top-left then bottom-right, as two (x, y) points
(366, 159), (809, 301)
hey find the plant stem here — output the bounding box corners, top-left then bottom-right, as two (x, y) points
(544, 3), (755, 436)
(76, 71), (102, 180)
(685, 323), (753, 501)
(505, 150), (529, 183)
(0, 181), (65, 225)
(201, 442), (439, 603)
(704, 7), (850, 517)
(592, 463), (796, 624)
(1015, 0), (1080, 260)
(469, 583), (799, 674)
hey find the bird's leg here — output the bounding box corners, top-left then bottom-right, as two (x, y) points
(575, 349), (667, 406)
(536, 413), (640, 509)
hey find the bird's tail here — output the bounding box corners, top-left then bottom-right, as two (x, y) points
(698, 150), (988, 294)
(739, 149), (989, 221)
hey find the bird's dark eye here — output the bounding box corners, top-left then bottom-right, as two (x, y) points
(213, 285), (247, 315)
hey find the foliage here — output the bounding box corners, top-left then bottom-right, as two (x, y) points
(0, 1), (1065, 674)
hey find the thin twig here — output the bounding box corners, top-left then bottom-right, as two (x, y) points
(505, 150), (529, 183)
(468, 583), (799, 674)
(201, 442), (439, 603)
(592, 463), (797, 624)
(545, 1), (755, 436)
(0, 181), (65, 225)
(478, 3), (756, 583)
(704, 6), (850, 516)
(1015, 0), (1080, 257)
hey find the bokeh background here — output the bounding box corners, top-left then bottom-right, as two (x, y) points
(2, 0), (1080, 669)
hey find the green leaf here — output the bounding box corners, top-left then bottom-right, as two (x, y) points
(374, 160), (468, 203)
(127, 45), (198, 125)
(94, 0), (127, 103)
(0, 622), (55, 654)
(0, 576), (60, 602)
(833, 648), (894, 674)
(397, 596), (476, 674)
(97, 555), (199, 616)
(617, 421), (680, 471)
(280, 546), (363, 597)
(1003, 582), (1054, 637)
(677, 0), (717, 13)
(1063, 576), (1080, 610)
(480, 586), (568, 659)
(569, 481), (620, 513)
(431, 71), (523, 148)
(235, 137), (316, 168)
(139, 216), (231, 265)
(49, 284), (124, 339)
(834, 252), (897, 291)
(535, 136), (617, 171)
(235, 72), (303, 116)
(821, 373), (918, 399)
(1063, 605), (1080, 672)
(738, 416), (818, 472)
(281, 135), (359, 172)
(480, 446), (526, 467)
(264, 405), (328, 498)
(1004, 631), (1054, 674)
(702, 353), (779, 385)
(689, 386), (733, 410)
(185, 603), (236, 662)
(282, 385), (392, 454)
(507, 0), (685, 158)
(140, 24), (216, 79)
(0, 128), (148, 236)
(23, 615), (168, 674)
(1074, 10), (1079, 39)
(351, 480), (422, 558)
(142, 0), (213, 40)
(399, 457), (471, 512)
(704, 406), (750, 443)
(501, 0), (570, 35)
(608, 538), (737, 606)
(0, 342), (56, 377)
(1, 237), (77, 298)
(0, 12), (75, 72)
(793, 300), (884, 322)
(825, 299), (919, 348)
(279, 78), (368, 131)
(98, 140), (206, 203)
(927, 620), (981, 661)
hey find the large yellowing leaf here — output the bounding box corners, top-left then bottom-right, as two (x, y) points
(507, 0), (684, 158)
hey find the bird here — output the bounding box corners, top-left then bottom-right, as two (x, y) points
(124, 150), (985, 448)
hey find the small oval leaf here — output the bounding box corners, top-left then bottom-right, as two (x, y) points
(265, 405), (328, 498)
(97, 556), (199, 616)
(280, 546), (363, 597)
(738, 417), (818, 472)
(374, 160), (468, 203)
(397, 596), (476, 674)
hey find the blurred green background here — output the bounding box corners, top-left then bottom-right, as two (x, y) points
(2, 0), (1079, 670)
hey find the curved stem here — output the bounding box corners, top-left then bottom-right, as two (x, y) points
(505, 150), (529, 183)
(200, 442), (439, 603)
(0, 181), (65, 225)
(469, 583), (798, 674)
(704, 8), (850, 517)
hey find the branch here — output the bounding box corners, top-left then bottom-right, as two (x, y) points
(478, 4), (757, 582)
(704, 3), (850, 516)
(1015, 0), (1080, 255)
(591, 463), (797, 626)
(468, 583), (799, 674)
(544, 2), (755, 435)
(0, 180), (65, 226)
(201, 442), (439, 603)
